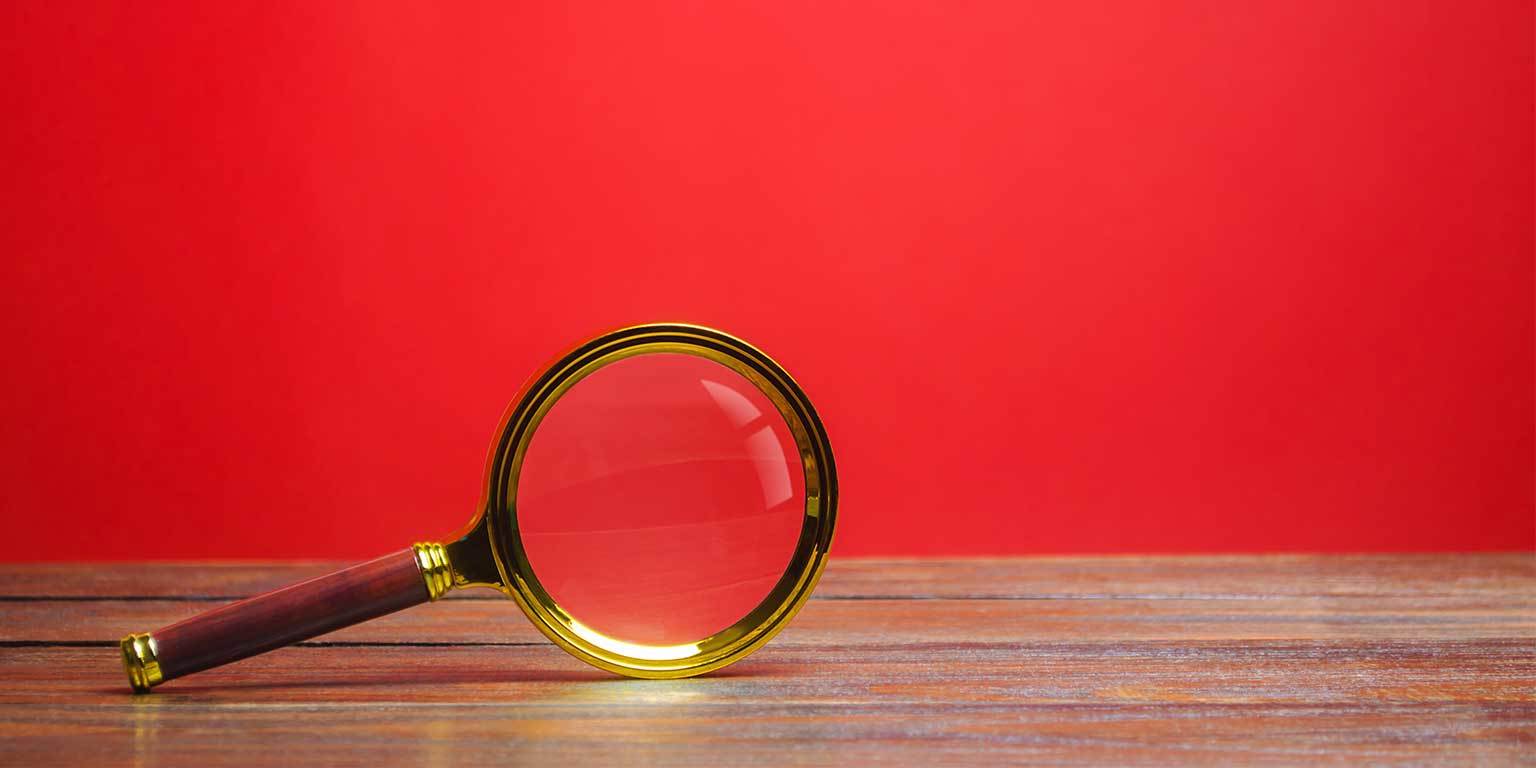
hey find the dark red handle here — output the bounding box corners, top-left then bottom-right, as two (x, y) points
(120, 549), (431, 691)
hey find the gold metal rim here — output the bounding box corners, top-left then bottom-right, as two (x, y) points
(481, 323), (838, 678)
(120, 632), (162, 693)
(412, 542), (454, 601)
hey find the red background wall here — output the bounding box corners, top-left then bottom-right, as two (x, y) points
(3, 1), (1532, 560)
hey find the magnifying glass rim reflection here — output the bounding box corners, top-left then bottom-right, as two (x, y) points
(483, 323), (837, 678)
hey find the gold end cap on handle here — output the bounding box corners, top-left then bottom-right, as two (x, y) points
(412, 542), (454, 601)
(120, 632), (162, 693)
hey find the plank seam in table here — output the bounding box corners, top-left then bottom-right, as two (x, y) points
(0, 555), (1531, 765)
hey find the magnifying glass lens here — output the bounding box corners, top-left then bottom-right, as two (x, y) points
(517, 353), (805, 647)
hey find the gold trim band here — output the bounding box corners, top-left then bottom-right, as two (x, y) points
(120, 632), (162, 693)
(412, 542), (454, 601)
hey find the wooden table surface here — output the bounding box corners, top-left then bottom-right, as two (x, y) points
(1, 555), (1531, 765)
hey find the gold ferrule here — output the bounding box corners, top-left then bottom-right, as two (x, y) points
(412, 541), (454, 601)
(120, 632), (162, 693)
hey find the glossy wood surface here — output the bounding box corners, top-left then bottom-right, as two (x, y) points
(145, 550), (428, 682)
(0, 555), (1531, 765)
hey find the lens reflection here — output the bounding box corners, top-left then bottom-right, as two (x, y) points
(516, 353), (804, 647)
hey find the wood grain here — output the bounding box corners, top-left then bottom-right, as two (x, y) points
(7, 553), (1529, 598)
(148, 549), (428, 682)
(0, 555), (1531, 766)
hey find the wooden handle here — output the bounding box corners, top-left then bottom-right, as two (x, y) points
(120, 548), (437, 692)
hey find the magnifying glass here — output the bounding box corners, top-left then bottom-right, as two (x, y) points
(119, 324), (837, 691)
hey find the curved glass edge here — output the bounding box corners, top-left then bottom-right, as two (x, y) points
(482, 324), (838, 678)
